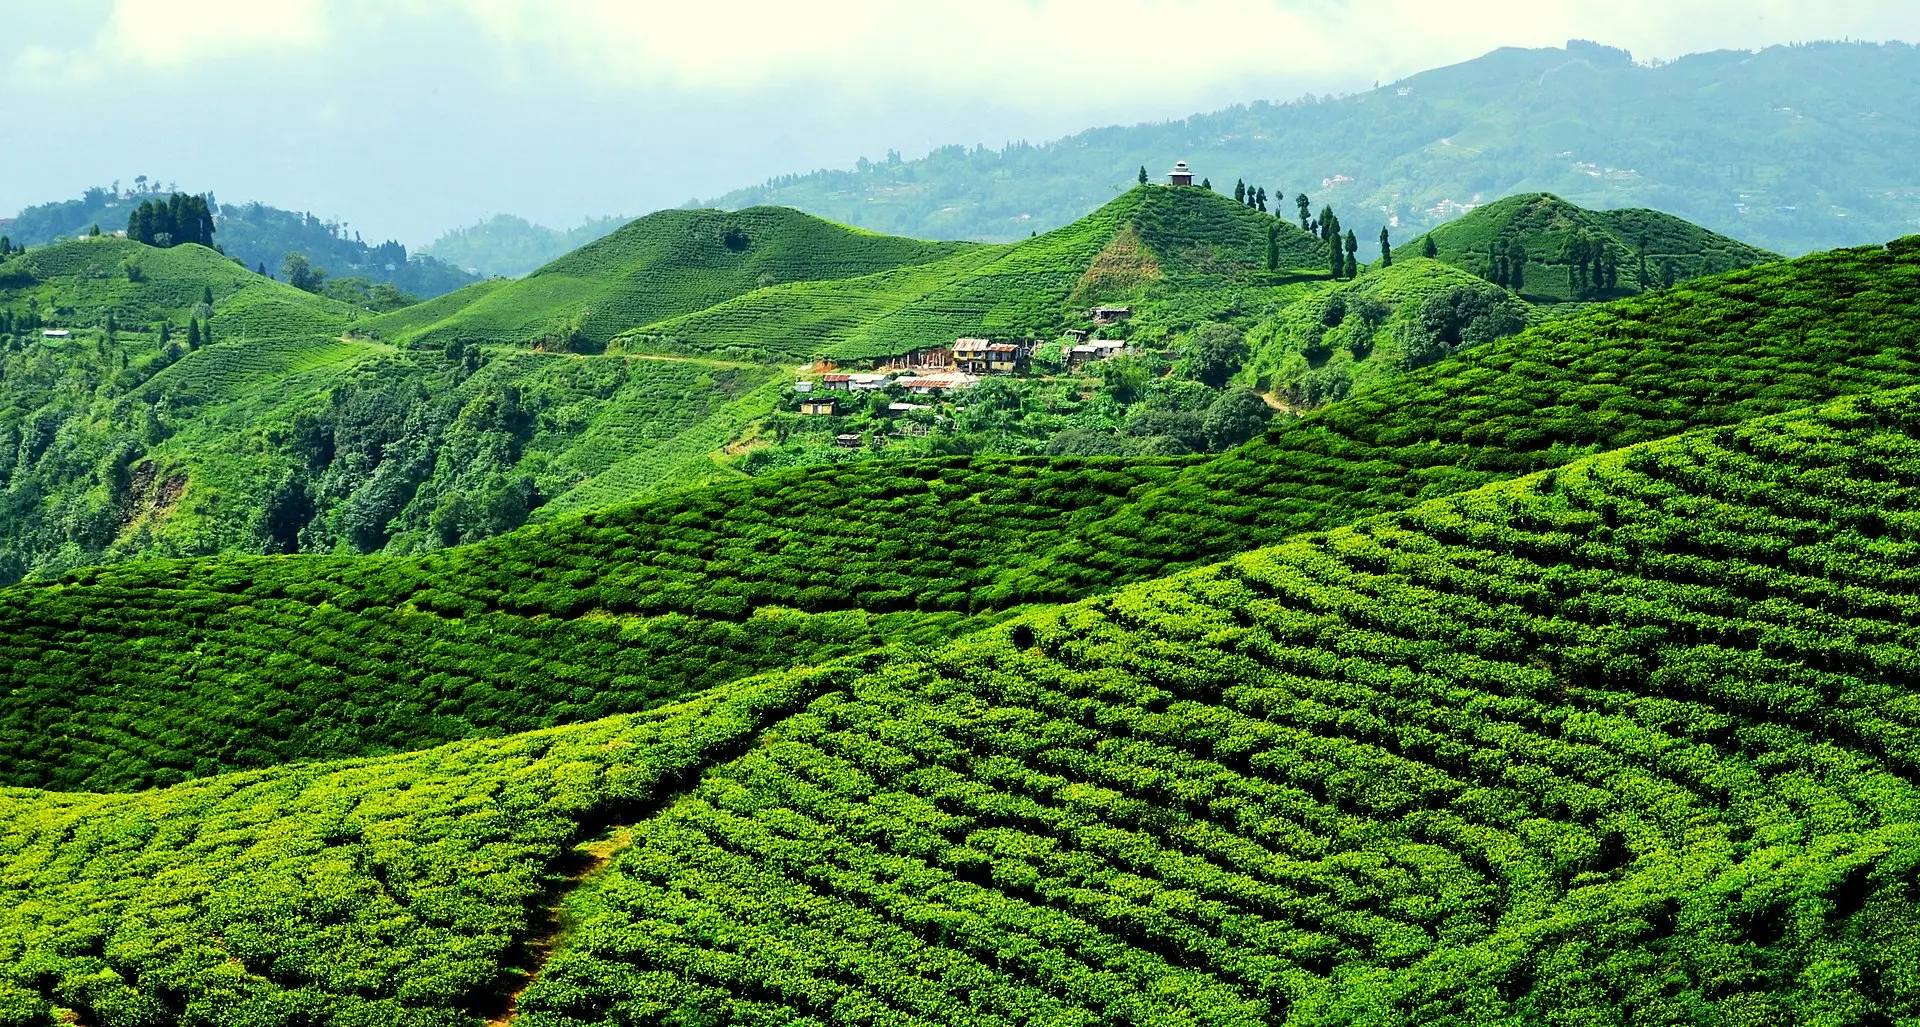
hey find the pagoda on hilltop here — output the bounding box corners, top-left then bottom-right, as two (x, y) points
(1168, 160), (1194, 186)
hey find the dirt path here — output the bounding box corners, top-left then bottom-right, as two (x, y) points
(483, 828), (635, 1027)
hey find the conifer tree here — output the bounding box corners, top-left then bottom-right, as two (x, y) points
(1379, 226), (1392, 267)
(187, 318), (202, 351)
(1138, 165), (1148, 185)
(1507, 242), (1527, 292)
(1319, 205), (1336, 240)
(1423, 235), (1438, 258)
(1344, 230), (1359, 277)
(1255, 187), (1268, 212)
(1200, 178), (1211, 190)
(1265, 225), (1279, 271)
(203, 286), (214, 307)
(1234, 180), (1246, 204)
(1296, 193), (1311, 231)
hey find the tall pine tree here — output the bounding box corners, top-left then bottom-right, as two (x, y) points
(1379, 226), (1392, 267)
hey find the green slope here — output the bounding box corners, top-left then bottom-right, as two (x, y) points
(1242, 256), (1532, 402)
(366, 206), (978, 350)
(0, 457), (1188, 791)
(615, 185), (1329, 364)
(1398, 192), (1779, 302)
(0, 236), (354, 336)
(10, 387), (1920, 1022)
(3, 235), (1917, 794)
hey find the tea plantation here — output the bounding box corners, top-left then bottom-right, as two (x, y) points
(367, 207), (977, 351)
(1, 235), (1916, 795)
(6, 386), (1920, 1023)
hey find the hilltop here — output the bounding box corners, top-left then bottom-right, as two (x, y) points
(396, 185), (1330, 365)
(368, 206), (977, 351)
(3, 186), (477, 297)
(1399, 193), (1778, 302)
(704, 40), (1920, 255)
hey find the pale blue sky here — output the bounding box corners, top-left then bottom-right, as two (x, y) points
(6, 0), (1918, 245)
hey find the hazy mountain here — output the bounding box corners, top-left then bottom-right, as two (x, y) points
(705, 39), (1920, 255)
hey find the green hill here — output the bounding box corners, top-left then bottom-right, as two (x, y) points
(1242, 257), (1532, 403)
(9, 385), (1920, 1022)
(3, 235), (1916, 796)
(5, 187), (478, 298)
(0, 236), (354, 335)
(1398, 193), (1778, 302)
(367, 207), (978, 351)
(703, 40), (1920, 256)
(389, 186), (1329, 365)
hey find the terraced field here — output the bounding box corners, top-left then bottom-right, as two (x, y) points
(8, 384), (1920, 1023)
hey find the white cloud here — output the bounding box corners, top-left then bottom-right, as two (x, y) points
(14, 0), (1920, 106)
(11, 0), (327, 83)
(421, 0), (1920, 103)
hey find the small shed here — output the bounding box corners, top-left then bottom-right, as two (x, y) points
(800, 399), (836, 416)
(835, 433), (863, 448)
(1090, 306), (1132, 324)
(822, 374), (853, 391)
(793, 379), (815, 393)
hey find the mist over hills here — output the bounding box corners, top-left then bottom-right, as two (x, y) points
(707, 39), (1920, 255)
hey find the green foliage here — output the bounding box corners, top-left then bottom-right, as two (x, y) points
(1244, 257), (1527, 402)
(122, 193), (213, 249)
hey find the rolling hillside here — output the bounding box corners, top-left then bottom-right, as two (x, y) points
(8, 384), (1920, 1022)
(1398, 193), (1779, 302)
(368, 207), (978, 351)
(705, 39), (1920, 256)
(0, 237), (801, 582)
(3, 233), (1916, 796)
(377, 186), (1330, 364)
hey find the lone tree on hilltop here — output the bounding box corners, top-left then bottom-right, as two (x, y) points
(1379, 226), (1392, 267)
(1138, 165), (1148, 185)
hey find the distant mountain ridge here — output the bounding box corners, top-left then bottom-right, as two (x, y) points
(419, 213), (631, 278)
(702, 39), (1920, 255)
